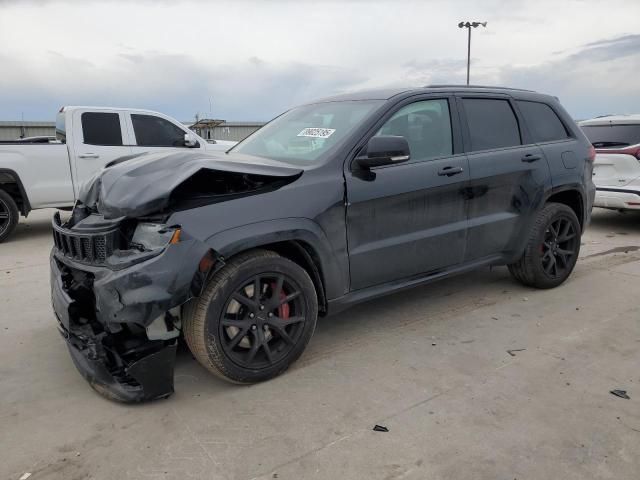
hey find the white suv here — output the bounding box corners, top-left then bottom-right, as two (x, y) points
(579, 114), (640, 210)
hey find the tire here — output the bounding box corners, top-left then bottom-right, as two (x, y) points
(508, 202), (582, 289)
(0, 189), (19, 243)
(182, 249), (318, 384)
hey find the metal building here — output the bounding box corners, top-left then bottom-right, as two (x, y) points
(0, 121), (55, 140)
(187, 120), (265, 142)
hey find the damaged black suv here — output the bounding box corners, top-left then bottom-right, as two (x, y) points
(51, 86), (595, 402)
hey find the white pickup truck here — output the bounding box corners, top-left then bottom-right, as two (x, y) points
(0, 106), (236, 242)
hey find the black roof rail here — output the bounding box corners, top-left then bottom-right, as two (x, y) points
(425, 84), (535, 92)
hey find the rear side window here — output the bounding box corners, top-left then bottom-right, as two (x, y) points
(517, 101), (569, 143)
(581, 124), (640, 148)
(462, 98), (521, 151)
(81, 112), (123, 146)
(132, 114), (187, 147)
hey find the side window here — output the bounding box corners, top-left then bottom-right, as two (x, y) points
(375, 99), (453, 161)
(462, 98), (521, 151)
(132, 114), (188, 147)
(81, 112), (123, 146)
(517, 101), (569, 143)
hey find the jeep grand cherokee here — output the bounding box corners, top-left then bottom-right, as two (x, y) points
(50, 85), (595, 402)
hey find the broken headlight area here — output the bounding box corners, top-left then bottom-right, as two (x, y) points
(52, 211), (180, 268)
(130, 223), (181, 252)
(52, 259), (178, 402)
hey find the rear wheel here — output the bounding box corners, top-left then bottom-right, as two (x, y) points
(508, 202), (581, 289)
(182, 249), (318, 383)
(0, 189), (19, 243)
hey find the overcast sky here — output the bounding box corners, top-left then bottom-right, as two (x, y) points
(1, 0), (639, 122)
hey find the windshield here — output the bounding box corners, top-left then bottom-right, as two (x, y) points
(231, 100), (384, 164)
(581, 124), (640, 148)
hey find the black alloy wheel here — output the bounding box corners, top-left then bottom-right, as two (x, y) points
(540, 217), (579, 278)
(219, 273), (307, 369)
(182, 249), (318, 384)
(508, 202), (582, 289)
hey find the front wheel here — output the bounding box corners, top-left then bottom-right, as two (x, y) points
(182, 249), (318, 384)
(508, 202), (582, 289)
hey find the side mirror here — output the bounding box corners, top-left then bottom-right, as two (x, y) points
(356, 135), (410, 169)
(184, 133), (198, 148)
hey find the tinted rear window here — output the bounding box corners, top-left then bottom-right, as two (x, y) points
(581, 124), (640, 148)
(462, 98), (521, 151)
(81, 112), (123, 146)
(517, 101), (569, 143)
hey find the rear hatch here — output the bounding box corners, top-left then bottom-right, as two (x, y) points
(580, 123), (640, 187)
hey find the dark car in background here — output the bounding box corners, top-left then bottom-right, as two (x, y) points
(50, 85), (595, 402)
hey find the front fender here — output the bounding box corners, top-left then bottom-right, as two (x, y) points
(205, 218), (347, 300)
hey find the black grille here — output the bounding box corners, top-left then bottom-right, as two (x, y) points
(52, 214), (119, 264)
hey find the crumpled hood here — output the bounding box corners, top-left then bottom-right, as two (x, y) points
(79, 151), (303, 219)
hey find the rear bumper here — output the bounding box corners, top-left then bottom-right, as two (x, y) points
(595, 187), (640, 210)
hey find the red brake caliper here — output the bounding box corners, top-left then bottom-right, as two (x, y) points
(271, 282), (290, 319)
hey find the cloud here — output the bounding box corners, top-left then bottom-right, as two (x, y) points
(401, 59), (468, 86)
(578, 34), (640, 61)
(1, 0), (640, 122)
(0, 51), (366, 121)
(491, 34), (640, 118)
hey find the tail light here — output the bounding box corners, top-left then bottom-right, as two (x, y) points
(587, 145), (596, 163)
(594, 144), (640, 161)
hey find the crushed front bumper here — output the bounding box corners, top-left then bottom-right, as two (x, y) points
(50, 222), (213, 403)
(51, 256), (178, 402)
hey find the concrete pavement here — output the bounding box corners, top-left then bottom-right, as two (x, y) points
(1, 208), (639, 480)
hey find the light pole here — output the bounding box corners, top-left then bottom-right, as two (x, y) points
(458, 21), (487, 85)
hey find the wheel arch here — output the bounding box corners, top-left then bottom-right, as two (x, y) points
(545, 186), (585, 230)
(0, 168), (31, 216)
(205, 218), (347, 313)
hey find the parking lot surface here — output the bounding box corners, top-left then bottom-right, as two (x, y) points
(1, 208), (639, 480)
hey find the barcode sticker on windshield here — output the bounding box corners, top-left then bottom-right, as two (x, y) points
(297, 128), (336, 138)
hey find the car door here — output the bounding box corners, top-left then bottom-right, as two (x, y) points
(126, 113), (201, 156)
(346, 96), (469, 290)
(515, 99), (579, 187)
(69, 110), (132, 194)
(457, 95), (550, 262)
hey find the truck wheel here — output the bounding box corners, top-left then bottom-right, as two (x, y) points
(508, 202), (581, 289)
(0, 189), (19, 243)
(182, 249), (318, 384)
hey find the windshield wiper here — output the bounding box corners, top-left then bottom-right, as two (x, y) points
(591, 141), (630, 148)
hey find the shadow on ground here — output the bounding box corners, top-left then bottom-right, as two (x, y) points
(589, 208), (640, 233)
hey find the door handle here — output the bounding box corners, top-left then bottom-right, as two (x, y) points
(521, 154), (541, 163)
(78, 153), (100, 159)
(438, 166), (464, 176)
